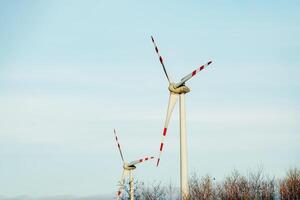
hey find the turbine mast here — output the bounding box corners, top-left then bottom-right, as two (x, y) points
(180, 94), (189, 199)
(130, 171), (134, 200)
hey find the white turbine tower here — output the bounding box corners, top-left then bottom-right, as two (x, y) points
(113, 129), (154, 200)
(151, 36), (213, 199)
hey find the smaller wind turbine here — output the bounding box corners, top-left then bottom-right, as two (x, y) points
(113, 129), (154, 200)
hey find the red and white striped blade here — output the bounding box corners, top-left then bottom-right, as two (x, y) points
(114, 129), (125, 164)
(151, 36), (172, 83)
(174, 60), (212, 88)
(128, 156), (155, 166)
(116, 169), (129, 200)
(156, 93), (178, 167)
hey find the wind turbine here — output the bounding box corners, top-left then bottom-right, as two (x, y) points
(113, 129), (154, 200)
(151, 36), (212, 199)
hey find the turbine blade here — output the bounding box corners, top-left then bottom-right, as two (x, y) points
(151, 36), (172, 83)
(174, 60), (212, 88)
(114, 129), (125, 163)
(156, 93), (178, 166)
(116, 169), (129, 200)
(128, 156), (155, 166)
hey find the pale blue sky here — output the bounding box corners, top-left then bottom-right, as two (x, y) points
(0, 0), (299, 197)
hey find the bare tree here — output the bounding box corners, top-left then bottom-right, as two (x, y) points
(216, 169), (250, 199)
(120, 180), (142, 200)
(247, 167), (275, 200)
(189, 174), (215, 200)
(280, 168), (300, 200)
(140, 182), (167, 200)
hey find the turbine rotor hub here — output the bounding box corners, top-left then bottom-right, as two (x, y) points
(168, 83), (190, 94)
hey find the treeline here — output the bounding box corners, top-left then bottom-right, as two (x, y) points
(120, 168), (300, 200)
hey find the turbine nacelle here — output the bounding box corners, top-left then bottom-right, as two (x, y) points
(123, 163), (136, 170)
(168, 83), (190, 94)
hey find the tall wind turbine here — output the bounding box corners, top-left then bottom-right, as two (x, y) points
(151, 36), (213, 199)
(113, 129), (154, 200)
